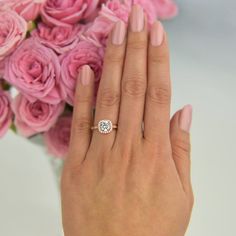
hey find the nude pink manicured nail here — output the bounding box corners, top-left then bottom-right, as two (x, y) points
(151, 21), (164, 46)
(80, 65), (93, 86)
(179, 105), (193, 132)
(130, 4), (144, 32)
(112, 20), (126, 45)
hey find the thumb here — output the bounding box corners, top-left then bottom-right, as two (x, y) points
(170, 105), (193, 197)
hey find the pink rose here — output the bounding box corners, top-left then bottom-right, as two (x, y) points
(31, 23), (85, 54)
(44, 115), (72, 158)
(83, 0), (157, 47)
(4, 38), (66, 104)
(0, 60), (5, 77)
(0, 9), (27, 61)
(0, 0), (46, 21)
(151, 0), (178, 19)
(12, 93), (65, 137)
(83, 0), (129, 47)
(0, 89), (13, 138)
(61, 40), (104, 105)
(41, 0), (100, 27)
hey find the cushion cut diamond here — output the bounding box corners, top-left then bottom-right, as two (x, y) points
(98, 120), (113, 134)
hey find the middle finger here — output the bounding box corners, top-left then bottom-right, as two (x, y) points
(117, 5), (148, 140)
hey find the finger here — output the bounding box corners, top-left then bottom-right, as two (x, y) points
(118, 5), (148, 139)
(67, 65), (95, 165)
(170, 105), (193, 196)
(144, 21), (171, 143)
(91, 20), (127, 148)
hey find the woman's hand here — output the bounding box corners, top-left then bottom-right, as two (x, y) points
(61, 5), (193, 236)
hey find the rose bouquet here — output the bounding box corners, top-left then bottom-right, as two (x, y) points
(0, 0), (178, 158)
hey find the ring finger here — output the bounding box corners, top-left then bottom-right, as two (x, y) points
(91, 20), (127, 149)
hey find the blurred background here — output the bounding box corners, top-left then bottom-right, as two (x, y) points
(0, 0), (236, 235)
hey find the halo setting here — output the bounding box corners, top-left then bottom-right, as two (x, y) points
(98, 120), (113, 134)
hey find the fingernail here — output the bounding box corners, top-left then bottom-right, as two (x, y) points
(180, 105), (193, 132)
(130, 4), (144, 32)
(79, 65), (93, 86)
(151, 21), (164, 46)
(112, 20), (126, 45)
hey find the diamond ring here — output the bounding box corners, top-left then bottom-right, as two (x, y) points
(91, 120), (118, 134)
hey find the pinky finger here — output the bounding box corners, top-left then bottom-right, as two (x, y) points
(170, 105), (193, 197)
(67, 65), (95, 166)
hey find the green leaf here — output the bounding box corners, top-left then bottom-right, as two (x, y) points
(10, 123), (17, 133)
(2, 82), (11, 91)
(27, 21), (37, 33)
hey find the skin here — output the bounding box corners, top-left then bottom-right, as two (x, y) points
(61, 6), (194, 236)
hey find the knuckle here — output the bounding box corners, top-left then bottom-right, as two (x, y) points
(98, 89), (120, 107)
(172, 136), (191, 159)
(74, 116), (91, 133)
(123, 77), (146, 97)
(76, 93), (93, 104)
(128, 36), (147, 50)
(147, 85), (171, 105)
(150, 49), (169, 65)
(105, 47), (124, 64)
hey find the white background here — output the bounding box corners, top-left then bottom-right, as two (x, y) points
(1, 0), (236, 235)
